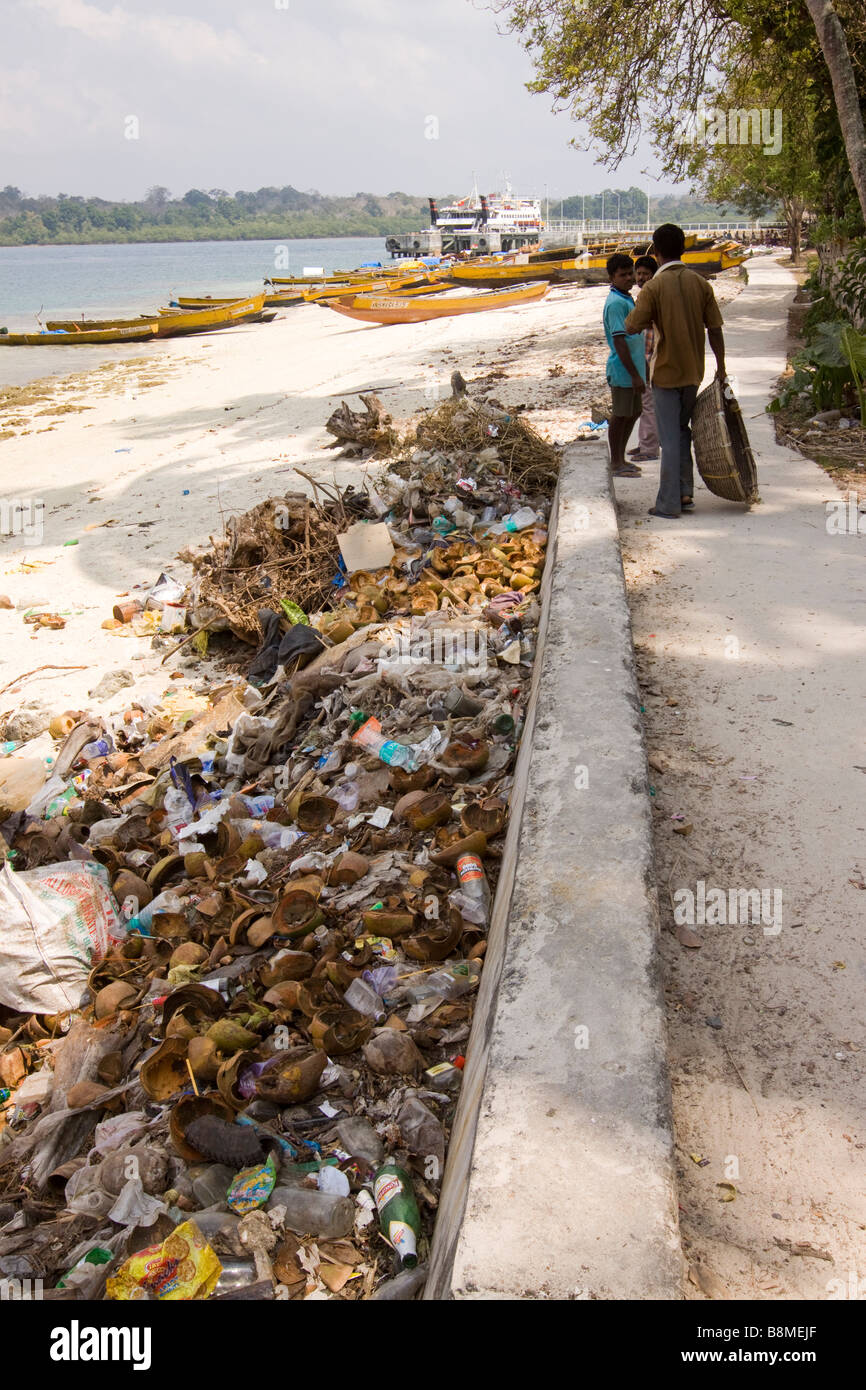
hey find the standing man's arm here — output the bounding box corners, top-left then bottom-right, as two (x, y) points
(703, 285), (726, 381)
(624, 285), (653, 335)
(707, 326), (726, 380)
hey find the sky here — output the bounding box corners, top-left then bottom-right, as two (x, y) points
(0, 0), (665, 204)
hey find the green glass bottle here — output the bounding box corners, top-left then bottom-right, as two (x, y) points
(373, 1161), (421, 1269)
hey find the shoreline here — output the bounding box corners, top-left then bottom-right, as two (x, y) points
(0, 269), (748, 715)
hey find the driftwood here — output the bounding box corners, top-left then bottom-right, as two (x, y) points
(324, 393), (396, 457)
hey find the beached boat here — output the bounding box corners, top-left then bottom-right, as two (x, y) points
(174, 291), (305, 310)
(446, 259), (581, 288)
(153, 294), (266, 336)
(47, 295), (269, 338)
(326, 281), (549, 325)
(0, 322), (158, 346)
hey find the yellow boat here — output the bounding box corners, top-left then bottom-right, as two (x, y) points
(446, 259), (581, 288)
(1, 322), (158, 345)
(153, 294), (266, 336)
(327, 280), (549, 325)
(174, 291), (305, 309)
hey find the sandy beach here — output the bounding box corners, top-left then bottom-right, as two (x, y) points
(0, 272), (746, 712)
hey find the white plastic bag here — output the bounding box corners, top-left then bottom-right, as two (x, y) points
(0, 860), (125, 1013)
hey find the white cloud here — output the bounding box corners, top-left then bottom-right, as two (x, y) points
(4, 0), (656, 199)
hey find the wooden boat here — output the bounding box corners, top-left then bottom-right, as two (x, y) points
(327, 281), (549, 325)
(446, 258), (588, 289)
(153, 294), (266, 336)
(1, 322), (158, 345)
(174, 291), (305, 309)
(47, 294), (269, 337)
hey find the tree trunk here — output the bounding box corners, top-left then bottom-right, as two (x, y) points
(805, 0), (866, 225)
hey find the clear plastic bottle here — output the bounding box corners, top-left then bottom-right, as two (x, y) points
(267, 1186), (355, 1239)
(455, 854), (491, 925)
(504, 507), (539, 533)
(352, 716), (418, 771)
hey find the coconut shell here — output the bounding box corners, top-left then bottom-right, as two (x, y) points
(263, 980), (303, 1009)
(429, 831), (488, 867)
(297, 977), (336, 1017)
(169, 942), (208, 969)
(327, 852), (370, 886)
(404, 792), (452, 832)
(402, 911), (463, 962)
(94, 980), (138, 1020)
(151, 911), (191, 941)
(442, 737), (489, 775)
(393, 789), (429, 823)
(274, 889), (323, 939)
(165, 1013), (197, 1042)
(161, 983), (226, 1031)
(187, 1035), (222, 1083)
(112, 869), (152, 909)
(140, 1037), (189, 1101)
(389, 765), (435, 795)
(297, 796), (338, 832)
(216, 1049), (259, 1111)
(308, 1008), (373, 1056)
(361, 910), (415, 938)
(254, 1047), (327, 1103)
(259, 952), (315, 987)
(146, 853), (184, 891)
(247, 916), (275, 949)
(206, 1018), (259, 1053)
(461, 796), (507, 838)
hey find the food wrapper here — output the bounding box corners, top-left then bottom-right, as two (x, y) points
(106, 1220), (221, 1301)
(226, 1151), (277, 1215)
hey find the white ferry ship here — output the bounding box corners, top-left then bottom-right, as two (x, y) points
(387, 183), (543, 258)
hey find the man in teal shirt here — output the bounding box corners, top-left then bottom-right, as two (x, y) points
(603, 253), (646, 477)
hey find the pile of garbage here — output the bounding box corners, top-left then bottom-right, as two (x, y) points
(0, 398), (556, 1302)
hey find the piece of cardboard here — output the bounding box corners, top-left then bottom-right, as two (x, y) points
(337, 522), (395, 574)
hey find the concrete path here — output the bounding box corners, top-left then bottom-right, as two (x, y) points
(617, 254), (866, 1299)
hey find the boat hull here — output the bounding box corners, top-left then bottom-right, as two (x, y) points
(1, 324), (158, 345)
(155, 294), (266, 336)
(327, 281), (549, 325)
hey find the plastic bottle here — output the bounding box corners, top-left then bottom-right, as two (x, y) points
(80, 736), (113, 761)
(373, 1162), (421, 1269)
(504, 507), (539, 533)
(455, 854), (491, 925)
(352, 716), (418, 772)
(267, 1186), (355, 1239)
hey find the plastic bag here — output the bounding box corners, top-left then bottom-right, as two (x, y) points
(0, 860), (125, 1013)
(106, 1220), (222, 1301)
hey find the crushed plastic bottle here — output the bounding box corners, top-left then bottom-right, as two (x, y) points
(352, 716), (418, 772)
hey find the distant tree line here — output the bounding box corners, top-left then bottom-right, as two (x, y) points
(0, 184), (753, 247)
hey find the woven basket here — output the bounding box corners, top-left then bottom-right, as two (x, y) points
(691, 378), (759, 504)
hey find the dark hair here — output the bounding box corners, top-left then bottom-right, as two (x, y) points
(606, 253), (634, 277)
(634, 254), (658, 274)
(652, 223), (686, 259)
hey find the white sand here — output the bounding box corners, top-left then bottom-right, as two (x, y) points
(0, 281), (627, 713)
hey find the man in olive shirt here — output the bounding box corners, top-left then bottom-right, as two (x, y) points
(625, 223), (727, 518)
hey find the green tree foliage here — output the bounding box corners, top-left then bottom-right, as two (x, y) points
(488, 0), (865, 226)
(0, 186), (431, 246)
